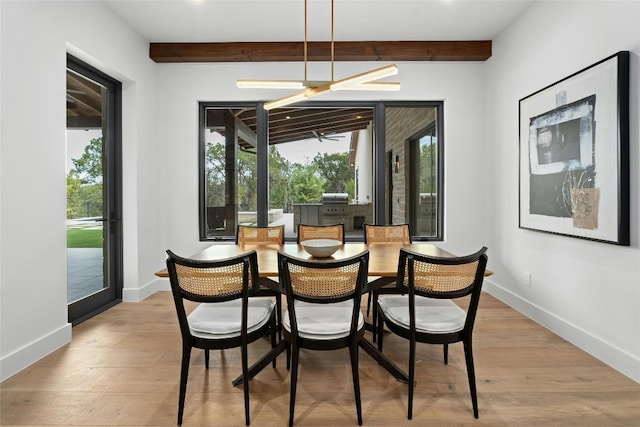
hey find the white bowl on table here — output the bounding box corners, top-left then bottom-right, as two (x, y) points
(301, 239), (342, 258)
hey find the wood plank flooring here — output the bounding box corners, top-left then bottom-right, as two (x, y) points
(2, 292), (639, 426)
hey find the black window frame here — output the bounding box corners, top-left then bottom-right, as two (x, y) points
(198, 100), (444, 242)
(407, 122), (443, 239)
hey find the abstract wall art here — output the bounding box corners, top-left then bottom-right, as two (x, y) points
(519, 51), (629, 245)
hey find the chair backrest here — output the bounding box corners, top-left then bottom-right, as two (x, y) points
(363, 224), (412, 244)
(236, 225), (285, 245)
(278, 251), (369, 335)
(398, 247), (488, 329)
(165, 250), (259, 338)
(297, 223), (345, 244)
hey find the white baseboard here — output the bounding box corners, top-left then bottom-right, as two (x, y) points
(122, 277), (169, 302)
(1, 279), (170, 382)
(483, 279), (640, 384)
(155, 277), (171, 291)
(0, 323), (72, 382)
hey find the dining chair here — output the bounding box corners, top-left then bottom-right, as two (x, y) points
(278, 250), (370, 426)
(297, 223), (345, 243)
(236, 224), (285, 244)
(377, 247), (488, 419)
(165, 250), (277, 426)
(236, 224), (285, 340)
(364, 223), (412, 244)
(363, 223), (412, 340)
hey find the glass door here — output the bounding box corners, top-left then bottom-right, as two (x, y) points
(66, 55), (122, 324)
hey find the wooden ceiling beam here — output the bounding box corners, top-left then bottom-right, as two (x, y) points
(149, 40), (491, 63)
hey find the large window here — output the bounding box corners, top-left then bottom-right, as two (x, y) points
(201, 106), (259, 238)
(199, 102), (443, 242)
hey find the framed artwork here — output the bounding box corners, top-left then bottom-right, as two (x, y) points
(519, 51), (629, 245)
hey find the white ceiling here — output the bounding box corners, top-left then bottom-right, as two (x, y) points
(105, 0), (534, 43)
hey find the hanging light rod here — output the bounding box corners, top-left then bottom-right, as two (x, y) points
(263, 90), (313, 111)
(330, 64), (397, 91)
(263, 64), (399, 110)
(238, 69), (401, 91)
(240, 0), (400, 110)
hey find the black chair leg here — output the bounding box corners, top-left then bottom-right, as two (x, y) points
(288, 345), (300, 427)
(463, 339), (479, 418)
(371, 291), (378, 342)
(276, 295), (283, 341)
(241, 343), (250, 426)
(377, 306), (385, 352)
(270, 314), (277, 368)
(286, 342), (291, 370)
(349, 343), (363, 425)
(443, 343), (448, 365)
(366, 292), (372, 316)
(408, 339), (416, 420)
(177, 344), (192, 425)
(205, 348), (210, 369)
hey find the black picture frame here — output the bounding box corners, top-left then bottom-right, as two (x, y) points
(519, 51), (630, 245)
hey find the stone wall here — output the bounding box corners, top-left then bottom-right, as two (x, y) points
(385, 107), (436, 224)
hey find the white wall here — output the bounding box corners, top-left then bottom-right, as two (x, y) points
(484, 1), (640, 382)
(0, 1), (158, 381)
(154, 60), (489, 261)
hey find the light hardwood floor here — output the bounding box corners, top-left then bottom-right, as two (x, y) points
(2, 292), (639, 426)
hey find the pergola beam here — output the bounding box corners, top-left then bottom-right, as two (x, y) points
(149, 40), (491, 63)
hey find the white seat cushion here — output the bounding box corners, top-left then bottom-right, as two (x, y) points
(284, 300), (364, 340)
(188, 298), (275, 339)
(378, 295), (465, 334)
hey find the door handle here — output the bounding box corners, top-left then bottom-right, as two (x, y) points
(98, 218), (120, 223)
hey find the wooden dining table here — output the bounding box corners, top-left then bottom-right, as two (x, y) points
(155, 242), (455, 280)
(155, 242), (469, 385)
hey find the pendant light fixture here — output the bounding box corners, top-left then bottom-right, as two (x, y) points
(237, 0), (400, 110)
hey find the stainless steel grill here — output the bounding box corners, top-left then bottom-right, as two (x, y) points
(321, 193), (349, 204)
(320, 193), (349, 225)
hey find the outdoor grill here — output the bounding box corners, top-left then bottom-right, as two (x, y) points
(319, 193), (349, 225)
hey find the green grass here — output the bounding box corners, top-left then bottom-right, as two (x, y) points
(67, 228), (103, 248)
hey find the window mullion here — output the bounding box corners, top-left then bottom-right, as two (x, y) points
(373, 102), (386, 224)
(256, 104), (269, 226)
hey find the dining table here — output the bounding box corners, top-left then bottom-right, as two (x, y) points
(155, 242), (456, 280)
(155, 242), (476, 385)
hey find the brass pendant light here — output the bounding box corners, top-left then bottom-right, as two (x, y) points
(237, 0), (400, 110)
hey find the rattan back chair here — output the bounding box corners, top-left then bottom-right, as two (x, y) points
(278, 250), (370, 426)
(235, 224), (285, 340)
(166, 250), (277, 426)
(363, 224), (412, 335)
(377, 247), (488, 420)
(363, 223), (412, 244)
(236, 224), (285, 245)
(296, 223), (345, 244)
